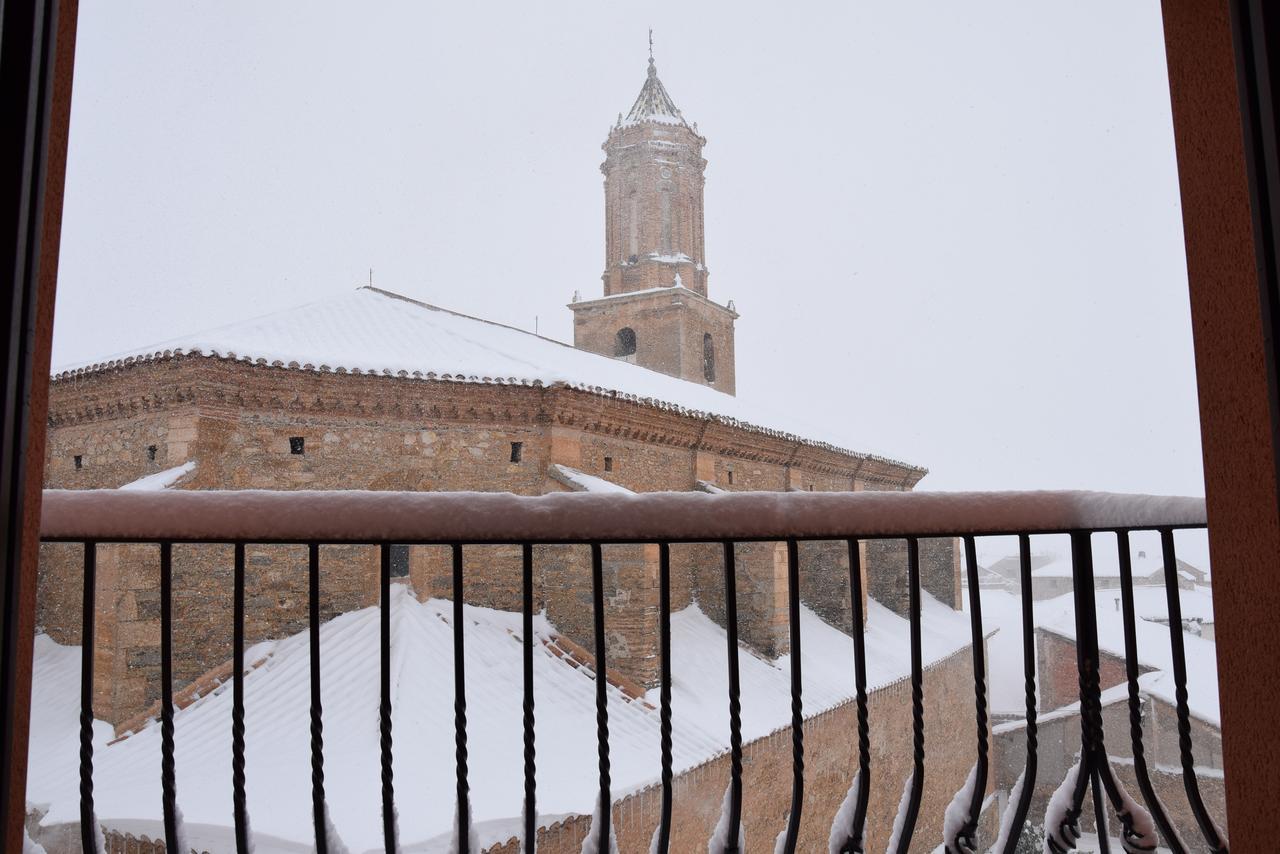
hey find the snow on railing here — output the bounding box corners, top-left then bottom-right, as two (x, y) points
(40, 488), (1206, 543)
(36, 488), (1225, 854)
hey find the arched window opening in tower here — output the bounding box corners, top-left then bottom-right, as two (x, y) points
(616, 327), (637, 358)
(703, 333), (716, 383)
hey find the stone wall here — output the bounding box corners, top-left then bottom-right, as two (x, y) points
(1035, 627), (1136, 713)
(487, 645), (994, 853)
(40, 357), (930, 724)
(992, 697), (1227, 847)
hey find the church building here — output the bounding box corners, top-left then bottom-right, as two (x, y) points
(31, 51), (979, 853)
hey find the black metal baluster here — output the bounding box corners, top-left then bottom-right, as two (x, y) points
(1116, 532), (1184, 853)
(723, 541), (743, 854)
(951, 535), (989, 853)
(590, 542), (612, 849)
(1091, 767), (1111, 854)
(452, 543), (472, 852)
(893, 537), (925, 854)
(522, 543), (537, 854)
(380, 543), (397, 854)
(835, 539), (870, 854)
(998, 534), (1037, 854)
(160, 542), (179, 854)
(79, 541), (98, 854)
(653, 542), (673, 854)
(779, 539), (804, 853)
(1160, 530), (1228, 852)
(1048, 533), (1099, 854)
(309, 542), (329, 854)
(232, 543), (249, 854)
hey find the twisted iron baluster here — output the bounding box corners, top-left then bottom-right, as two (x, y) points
(1047, 533), (1098, 854)
(653, 542), (673, 853)
(590, 543), (612, 849)
(522, 543), (537, 854)
(835, 539), (870, 854)
(892, 538), (926, 854)
(380, 543), (398, 854)
(308, 542), (329, 853)
(79, 541), (99, 854)
(948, 535), (989, 854)
(232, 543), (249, 854)
(1160, 530), (1228, 852)
(452, 543), (472, 852)
(1115, 531), (1184, 853)
(160, 542), (179, 854)
(776, 539), (804, 853)
(723, 541), (744, 853)
(998, 534), (1038, 854)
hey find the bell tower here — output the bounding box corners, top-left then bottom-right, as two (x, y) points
(570, 45), (738, 395)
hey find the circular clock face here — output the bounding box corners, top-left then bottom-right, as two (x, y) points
(659, 166), (673, 179)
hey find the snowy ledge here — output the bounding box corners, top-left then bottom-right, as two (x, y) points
(41, 488), (1206, 544)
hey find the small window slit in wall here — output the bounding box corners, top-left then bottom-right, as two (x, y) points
(74, 455), (83, 471)
(510, 441), (523, 463)
(727, 469), (734, 485)
(289, 437), (305, 455)
(604, 456), (613, 472)
(147, 445), (157, 462)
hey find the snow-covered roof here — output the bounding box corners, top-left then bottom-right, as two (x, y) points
(27, 589), (971, 851)
(54, 287), (919, 475)
(974, 587), (1219, 726)
(621, 58), (690, 128)
(118, 461), (196, 492)
(1029, 550), (1203, 580)
(547, 464), (631, 495)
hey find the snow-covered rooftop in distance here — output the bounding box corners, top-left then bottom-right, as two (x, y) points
(974, 587), (1219, 725)
(54, 287), (917, 472)
(621, 58), (690, 128)
(27, 589), (970, 852)
(1030, 550), (1202, 579)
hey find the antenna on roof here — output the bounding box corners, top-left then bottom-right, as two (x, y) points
(369, 267), (373, 287)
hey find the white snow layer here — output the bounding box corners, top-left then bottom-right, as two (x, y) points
(990, 770), (1025, 854)
(27, 588), (971, 852)
(972, 587), (1220, 725)
(52, 286), (901, 466)
(826, 774), (861, 854)
(1103, 761), (1157, 852)
(41, 488), (1206, 546)
(1042, 763), (1082, 854)
(884, 774), (915, 854)
(118, 461), (196, 491)
(27, 588), (967, 854)
(578, 795), (618, 854)
(941, 763), (979, 852)
(704, 783), (744, 854)
(547, 465), (633, 495)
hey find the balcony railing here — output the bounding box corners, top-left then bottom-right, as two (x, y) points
(36, 488), (1221, 854)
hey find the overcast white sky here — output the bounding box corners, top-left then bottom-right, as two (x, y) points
(52, 1), (1203, 526)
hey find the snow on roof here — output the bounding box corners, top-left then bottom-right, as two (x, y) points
(621, 59), (690, 129)
(118, 461), (196, 492)
(547, 464), (631, 494)
(1028, 549), (1203, 580)
(27, 589), (970, 851)
(974, 587), (1219, 726)
(54, 287), (918, 474)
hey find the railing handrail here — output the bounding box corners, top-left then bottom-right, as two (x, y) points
(39, 487), (1207, 544)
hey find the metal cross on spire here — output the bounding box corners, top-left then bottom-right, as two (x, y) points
(649, 28), (654, 61)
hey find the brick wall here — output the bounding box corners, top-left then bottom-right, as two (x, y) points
(1035, 628), (1133, 713)
(40, 357), (930, 724)
(488, 644), (994, 853)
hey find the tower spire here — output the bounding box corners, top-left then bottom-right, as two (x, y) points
(648, 28), (654, 64)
